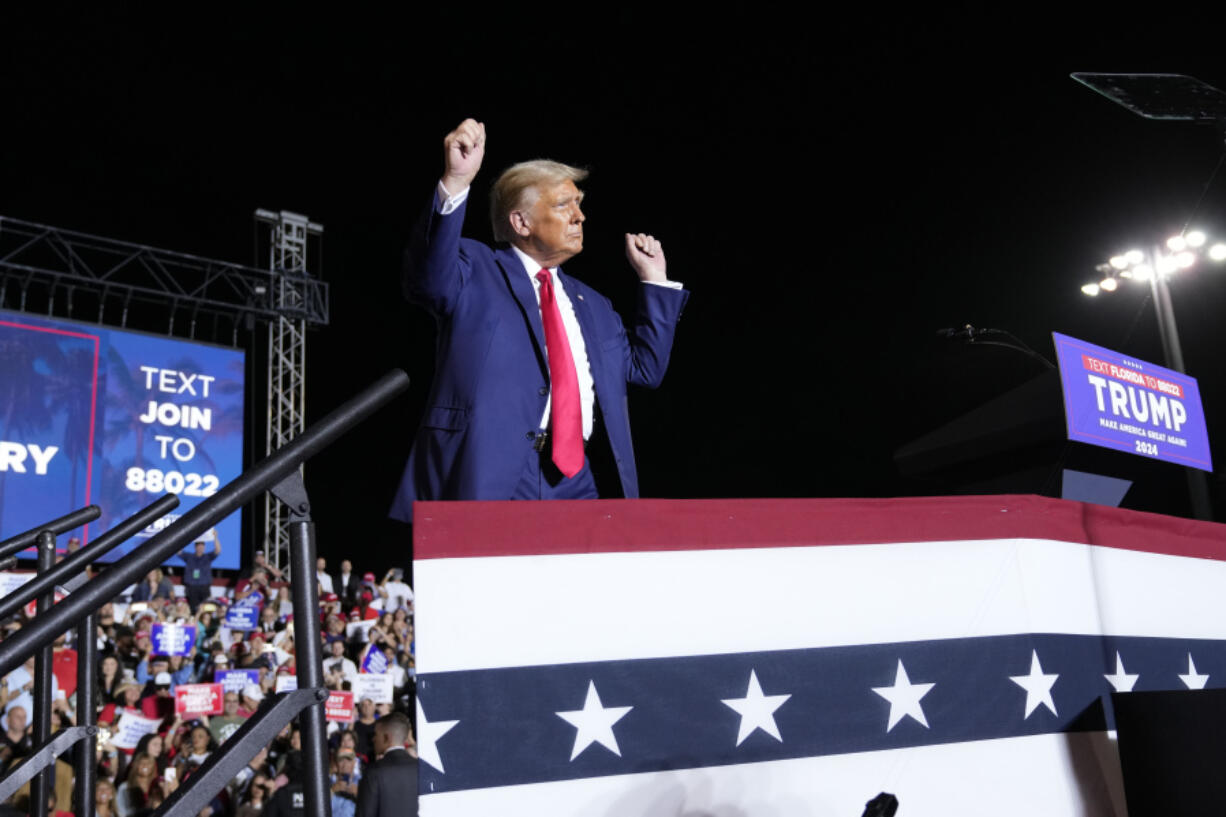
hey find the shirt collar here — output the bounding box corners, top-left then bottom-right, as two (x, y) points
(510, 245), (556, 278)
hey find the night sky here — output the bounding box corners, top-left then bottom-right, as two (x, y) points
(6, 11), (1226, 570)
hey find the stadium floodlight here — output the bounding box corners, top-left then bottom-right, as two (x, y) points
(1209, 243), (1226, 261)
(1186, 230), (1207, 247)
(1168, 235), (1188, 251)
(1109, 255), (1130, 270)
(1082, 283), (1101, 296)
(1125, 249), (1145, 265)
(1100, 277), (1119, 291)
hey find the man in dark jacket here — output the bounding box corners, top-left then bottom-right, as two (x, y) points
(356, 712), (417, 817)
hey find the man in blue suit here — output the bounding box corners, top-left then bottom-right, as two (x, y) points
(389, 119), (689, 522)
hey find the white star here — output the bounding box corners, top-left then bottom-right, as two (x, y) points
(1104, 651), (1139, 692)
(721, 669), (792, 746)
(556, 680), (633, 761)
(1179, 653), (1209, 690)
(1010, 650), (1059, 718)
(871, 660), (935, 731)
(416, 699), (459, 773)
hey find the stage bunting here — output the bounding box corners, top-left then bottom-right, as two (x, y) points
(413, 496), (1226, 816)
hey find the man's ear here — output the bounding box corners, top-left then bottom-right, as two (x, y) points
(509, 210), (532, 239)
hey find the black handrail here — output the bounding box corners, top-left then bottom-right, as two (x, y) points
(0, 494), (180, 622)
(0, 505), (100, 558)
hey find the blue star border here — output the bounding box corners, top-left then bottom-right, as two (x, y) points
(416, 633), (1226, 794)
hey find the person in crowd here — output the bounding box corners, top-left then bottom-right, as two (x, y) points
(258, 602), (282, 637)
(367, 614), (397, 650)
(208, 690), (246, 744)
(330, 748), (361, 817)
(331, 729), (362, 768)
(316, 558), (334, 596)
(97, 653), (123, 703)
(180, 529), (222, 611)
(133, 732), (169, 776)
(132, 568), (174, 603)
(0, 705), (31, 771)
(115, 751), (171, 816)
(390, 609), (411, 645)
(265, 750), (305, 817)
(94, 779), (118, 817)
(273, 585), (294, 620)
(234, 566), (270, 603)
(352, 698), (378, 760)
(334, 559), (358, 607)
(181, 722), (214, 766)
(239, 684), (265, 717)
(99, 680), (143, 730)
(139, 671), (176, 727)
(356, 712), (417, 817)
(253, 549), (285, 582)
(235, 771), (274, 817)
(195, 603), (221, 645)
(378, 569), (413, 613)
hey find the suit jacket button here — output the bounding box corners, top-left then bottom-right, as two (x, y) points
(526, 431), (535, 440)
(538, 387), (548, 396)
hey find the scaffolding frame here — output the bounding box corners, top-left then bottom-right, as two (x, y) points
(255, 209), (324, 572)
(0, 214), (329, 573)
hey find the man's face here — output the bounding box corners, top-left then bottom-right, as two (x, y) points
(223, 693), (239, 715)
(331, 641), (345, 657)
(317, 558), (327, 573)
(516, 180), (585, 266)
(341, 560), (352, 574)
(195, 542), (205, 555)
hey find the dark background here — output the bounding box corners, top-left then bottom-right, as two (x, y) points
(5, 10), (1226, 571)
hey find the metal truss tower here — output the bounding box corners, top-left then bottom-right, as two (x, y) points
(254, 210), (324, 572)
(0, 214), (329, 572)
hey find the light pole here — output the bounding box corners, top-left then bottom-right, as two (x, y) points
(1080, 231), (1224, 520)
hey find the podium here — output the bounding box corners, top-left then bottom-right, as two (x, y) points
(412, 495), (1226, 816)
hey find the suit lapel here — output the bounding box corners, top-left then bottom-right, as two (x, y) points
(560, 270), (598, 361)
(560, 270), (608, 406)
(496, 248), (548, 367)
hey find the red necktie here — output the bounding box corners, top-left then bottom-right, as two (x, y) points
(536, 269), (583, 478)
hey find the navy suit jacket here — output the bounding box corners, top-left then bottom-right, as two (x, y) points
(389, 194), (688, 522)
(355, 749), (418, 817)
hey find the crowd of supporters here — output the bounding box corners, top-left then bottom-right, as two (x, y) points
(0, 536), (416, 817)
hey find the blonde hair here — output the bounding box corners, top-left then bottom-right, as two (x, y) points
(490, 160), (588, 243)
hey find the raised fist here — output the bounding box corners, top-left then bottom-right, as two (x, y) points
(442, 118), (486, 195)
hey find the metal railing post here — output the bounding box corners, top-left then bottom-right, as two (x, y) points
(289, 516), (330, 817)
(31, 530), (55, 816)
(74, 608), (97, 817)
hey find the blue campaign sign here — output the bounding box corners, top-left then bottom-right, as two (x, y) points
(224, 603), (259, 631)
(151, 623), (197, 656)
(0, 309), (244, 566)
(1053, 332), (1212, 472)
(213, 669), (260, 694)
(360, 644), (388, 674)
